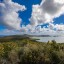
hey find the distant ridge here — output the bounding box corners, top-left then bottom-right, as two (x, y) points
(0, 35), (5, 37)
(0, 34), (60, 38)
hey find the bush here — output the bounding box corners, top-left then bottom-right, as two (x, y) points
(0, 38), (64, 64)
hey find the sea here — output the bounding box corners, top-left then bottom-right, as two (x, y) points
(31, 36), (64, 43)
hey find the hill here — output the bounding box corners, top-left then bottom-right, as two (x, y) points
(0, 35), (64, 64)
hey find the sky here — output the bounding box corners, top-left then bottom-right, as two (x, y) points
(0, 0), (64, 35)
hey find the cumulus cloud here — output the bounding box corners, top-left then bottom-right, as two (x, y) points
(49, 23), (64, 31)
(0, 0), (64, 35)
(55, 24), (64, 31)
(30, 0), (64, 26)
(20, 24), (36, 33)
(0, 0), (26, 30)
(0, 29), (24, 35)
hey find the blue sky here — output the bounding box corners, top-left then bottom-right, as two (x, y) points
(53, 15), (64, 24)
(0, 0), (64, 35)
(13, 0), (42, 25)
(0, 0), (41, 29)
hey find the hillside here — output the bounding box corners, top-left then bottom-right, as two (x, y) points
(0, 36), (64, 64)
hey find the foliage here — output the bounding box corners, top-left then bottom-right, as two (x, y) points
(0, 37), (64, 64)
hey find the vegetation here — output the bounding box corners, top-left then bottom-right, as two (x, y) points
(0, 36), (64, 64)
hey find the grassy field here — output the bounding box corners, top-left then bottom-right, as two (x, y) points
(0, 36), (64, 64)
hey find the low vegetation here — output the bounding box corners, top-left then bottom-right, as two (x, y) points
(0, 36), (64, 64)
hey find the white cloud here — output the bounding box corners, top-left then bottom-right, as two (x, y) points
(0, 29), (20, 35)
(20, 24), (35, 33)
(0, 0), (26, 30)
(30, 0), (64, 26)
(54, 0), (64, 4)
(0, 0), (64, 35)
(54, 24), (64, 31)
(49, 23), (64, 31)
(41, 0), (64, 15)
(30, 4), (52, 26)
